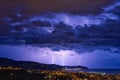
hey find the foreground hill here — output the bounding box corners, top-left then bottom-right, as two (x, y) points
(0, 57), (87, 70)
(0, 69), (120, 80)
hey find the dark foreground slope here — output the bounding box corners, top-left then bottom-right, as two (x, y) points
(0, 69), (120, 80)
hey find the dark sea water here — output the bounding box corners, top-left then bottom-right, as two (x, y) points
(79, 69), (120, 74)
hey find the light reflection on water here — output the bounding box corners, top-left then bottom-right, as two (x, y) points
(0, 45), (120, 69)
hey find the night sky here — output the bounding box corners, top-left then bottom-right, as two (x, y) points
(0, 0), (113, 17)
(0, 0), (120, 69)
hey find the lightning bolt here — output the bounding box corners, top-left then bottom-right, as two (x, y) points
(64, 15), (69, 24)
(52, 54), (55, 64)
(61, 56), (65, 66)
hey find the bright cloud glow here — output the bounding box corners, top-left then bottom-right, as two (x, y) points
(38, 49), (77, 66)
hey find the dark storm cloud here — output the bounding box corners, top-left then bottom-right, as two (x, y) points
(0, 0), (120, 47)
(0, 0), (114, 18)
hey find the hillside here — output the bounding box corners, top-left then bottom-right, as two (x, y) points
(0, 57), (87, 70)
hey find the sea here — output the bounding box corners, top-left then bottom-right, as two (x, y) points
(79, 69), (120, 74)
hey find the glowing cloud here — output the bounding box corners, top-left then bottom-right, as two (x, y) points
(42, 49), (77, 66)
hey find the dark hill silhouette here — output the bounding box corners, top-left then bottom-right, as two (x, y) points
(0, 57), (87, 70)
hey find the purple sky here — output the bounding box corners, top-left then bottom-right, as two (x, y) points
(0, 45), (120, 69)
